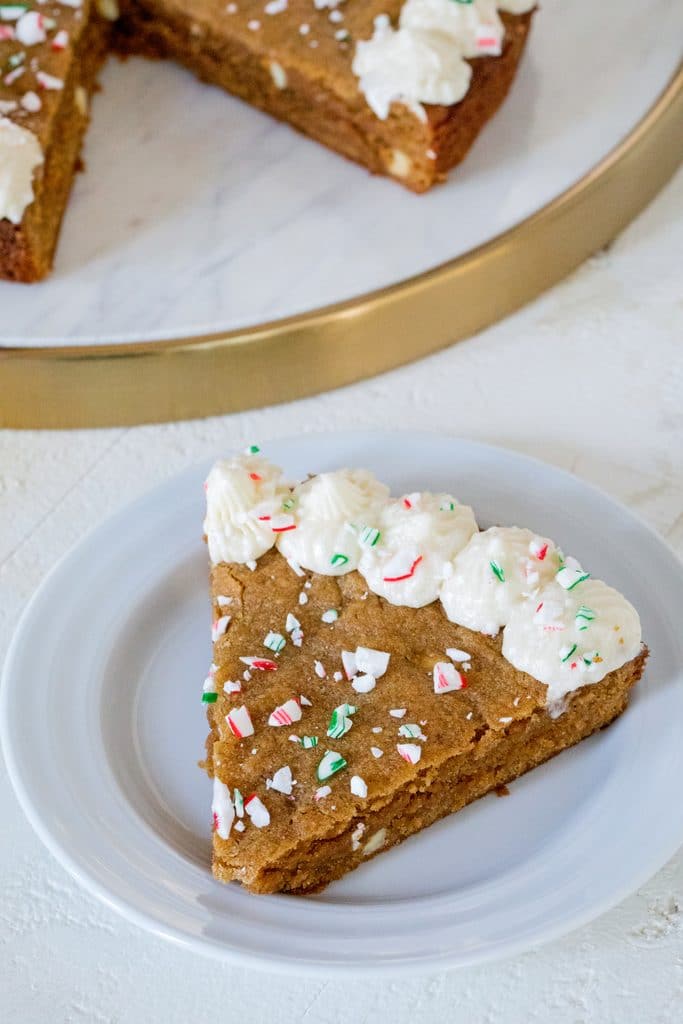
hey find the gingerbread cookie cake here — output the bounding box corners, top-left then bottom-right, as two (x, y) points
(200, 450), (647, 894)
(1, 0), (535, 281)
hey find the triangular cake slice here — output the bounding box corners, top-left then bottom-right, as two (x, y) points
(201, 451), (646, 894)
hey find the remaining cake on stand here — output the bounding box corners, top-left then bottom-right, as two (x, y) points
(201, 451), (646, 894)
(1, 0), (535, 281)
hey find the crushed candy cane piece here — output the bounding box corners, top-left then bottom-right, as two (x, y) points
(15, 10), (46, 45)
(382, 550), (423, 583)
(233, 788), (244, 817)
(314, 660), (326, 678)
(433, 662), (467, 693)
(397, 743), (422, 764)
(446, 647), (470, 663)
(575, 605), (596, 630)
(341, 649), (357, 679)
(389, 708), (406, 718)
(211, 779), (234, 839)
(556, 557), (590, 590)
(321, 609), (339, 623)
(398, 723), (426, 741)
(244, 794), (270, 828)
(355, 646), (390, 678)
(285, 612), (300, 632)
(559, 643), (578, 663)
(216, 595), (233, 608)
(267, 766), (293, 794)
(350, 775), (368, 798)
(211, 615), (231, 641)
(268, 698), (302, 727)
(299, 694), (312, 706)
(36, 70), (63, 90)
(352, 673), (376, 693)
(224, 680), (242, 694)
(370, 746), (383, 758)
(530, 539), (549, 560)
(240, 656), (277, 671)
(327, 703), (357, 739)
(270, 513), (296, 533)
(264, 631), (286, 653)
(315, 785), (331, 800)
(226, 705), (254, 738)
(490, 560), (505, 582)
(316, 750), (347, 781)
(351, 821), (366, 850)
(359, 525), (381, 547)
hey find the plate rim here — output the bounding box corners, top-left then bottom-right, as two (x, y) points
(3, 430), (683, 976)
(0, 64), (681, 429)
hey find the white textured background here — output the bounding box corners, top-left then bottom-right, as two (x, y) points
(1, 168), (682, 1022)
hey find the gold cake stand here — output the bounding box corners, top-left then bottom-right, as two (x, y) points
(2, 64), (682, 429)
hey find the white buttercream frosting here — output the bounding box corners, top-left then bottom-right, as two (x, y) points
(352, 0), (535, 121)
(203, 454), (289, 564)
(352, 14), (472, 120)
(358, 492), (477, 607)
(497, 0), (536, 13)
(0, 117), (43, 225)
(401, 0), (504, 59)
(205, 456), (642, 706)
(440, 527), (559, 635)
(277, 469), (390, 575)
(502, 579), (642, 706)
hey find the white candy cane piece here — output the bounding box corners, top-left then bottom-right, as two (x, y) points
(354, 647), (390, 678)
(267, 766), (293, 795)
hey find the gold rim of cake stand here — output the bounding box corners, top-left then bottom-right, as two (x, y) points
(2, 63), (682, 430)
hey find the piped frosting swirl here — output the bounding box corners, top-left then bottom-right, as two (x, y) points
(205, 453), (642, 705)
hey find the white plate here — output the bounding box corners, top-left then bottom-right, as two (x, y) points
(2, 0), (682, 346)
(3, 432), (683, 975)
